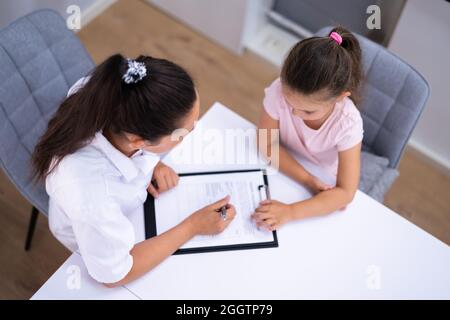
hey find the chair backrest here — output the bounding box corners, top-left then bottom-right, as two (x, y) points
(0, 9), (94, 215)
(315, 27), (429, 168)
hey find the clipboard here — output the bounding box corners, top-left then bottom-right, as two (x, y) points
(144, 169), (278, 255)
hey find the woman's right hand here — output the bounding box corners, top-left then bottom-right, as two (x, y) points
(187, 195), (236, 236)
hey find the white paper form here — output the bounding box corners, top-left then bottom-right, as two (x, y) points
(154, 170), (275, 249)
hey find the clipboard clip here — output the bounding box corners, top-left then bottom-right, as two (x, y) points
(258, 184), (270, 202)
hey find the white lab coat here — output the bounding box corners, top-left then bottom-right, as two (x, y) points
(45, 78), (160, 283)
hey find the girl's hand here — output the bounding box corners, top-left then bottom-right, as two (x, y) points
(187, 196), (236, 235)
(251, 200), (294, 231)
(305, 175), (333, 194)
(148, 162), (179, 198)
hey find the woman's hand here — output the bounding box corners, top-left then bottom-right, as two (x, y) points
(106, 196), (235, 287)
(305, 175), (333, 194)
(252, 200), (294, 231)
(187, 196), (236, 235)
(148, 161), (179, 198)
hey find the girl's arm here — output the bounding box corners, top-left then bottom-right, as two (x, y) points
(105, 197), (235, 287)
(253, 143), (361, 230)
(258, 110), (331, 193)
(290, 142), (361, 218)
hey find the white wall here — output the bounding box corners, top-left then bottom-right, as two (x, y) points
(388, 0), (450, 169)
(148, 0), (249, 54)
(148, 0), (272, 54)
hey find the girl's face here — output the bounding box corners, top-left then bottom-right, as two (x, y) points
(282, 85), (349, 121)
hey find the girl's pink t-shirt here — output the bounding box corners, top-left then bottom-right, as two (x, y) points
(263, 78), (364, 176)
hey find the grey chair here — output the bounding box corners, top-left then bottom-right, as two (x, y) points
(0, 9), (94, 249)
(315, 27), (430, 202)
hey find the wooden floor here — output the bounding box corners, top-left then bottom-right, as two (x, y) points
(0, 0), (449, 299)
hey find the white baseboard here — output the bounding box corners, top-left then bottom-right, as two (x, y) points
(408, 139), (450, 174)
(78, 0), (117, 31)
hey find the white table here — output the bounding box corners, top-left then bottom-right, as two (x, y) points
(32, 102), (450, 300)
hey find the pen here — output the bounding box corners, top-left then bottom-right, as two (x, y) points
(218, 205), (227, 221)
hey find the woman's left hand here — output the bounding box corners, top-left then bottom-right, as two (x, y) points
(148, 162), (179, 198)
(251, 200), (294, 231)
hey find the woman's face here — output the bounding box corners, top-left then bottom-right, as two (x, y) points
(282, 84), (349, 121)
(142, 91), (201, 154)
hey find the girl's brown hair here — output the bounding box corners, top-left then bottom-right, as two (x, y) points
(281, 26), (362, 104)
(31, 54), (196, 181)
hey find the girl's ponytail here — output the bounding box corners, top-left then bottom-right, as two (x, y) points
(281, 26), (363, 104)
(329, 26), (363, 104)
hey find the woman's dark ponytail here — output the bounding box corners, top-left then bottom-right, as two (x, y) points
(31, 54), (196, 181)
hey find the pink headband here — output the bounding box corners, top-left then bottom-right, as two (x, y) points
(329, 32), (342, 45)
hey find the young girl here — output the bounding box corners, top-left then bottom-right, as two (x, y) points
(253, 26), (363, 230)
(32, 54), (236, 286)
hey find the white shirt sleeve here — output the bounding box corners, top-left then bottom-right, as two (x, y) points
(53, 182), (135, 284)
